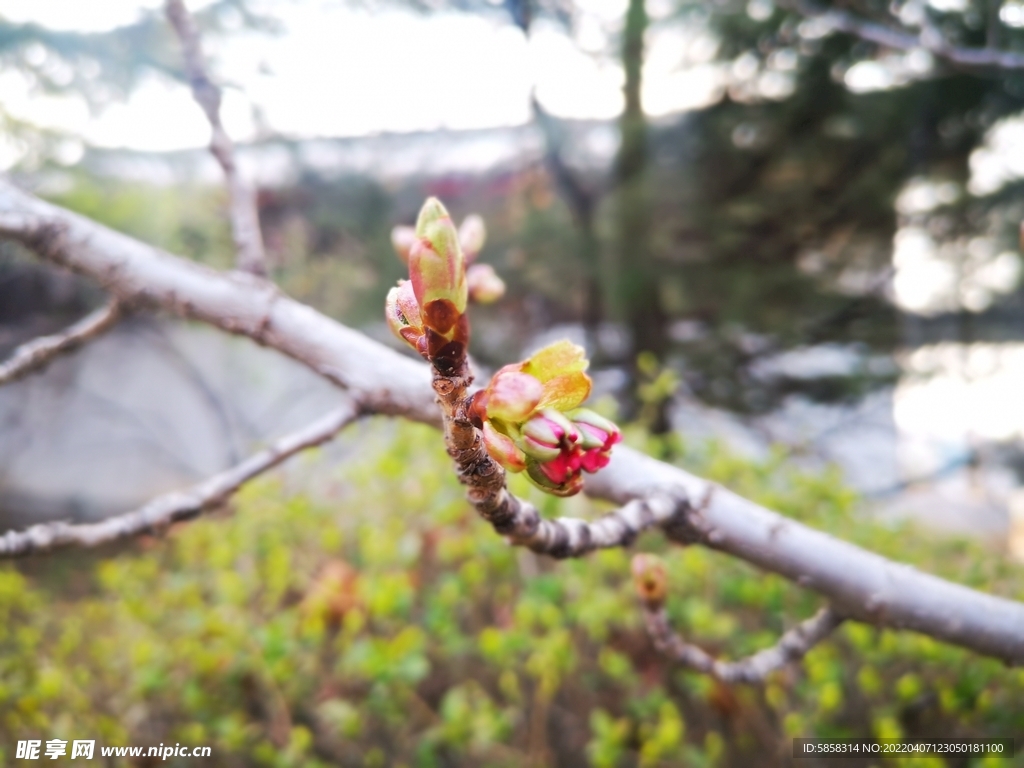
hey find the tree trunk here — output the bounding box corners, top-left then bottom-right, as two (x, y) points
(614, 0), (666, 361)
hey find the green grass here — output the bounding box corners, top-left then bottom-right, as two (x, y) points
(1, 419), (1022, 767)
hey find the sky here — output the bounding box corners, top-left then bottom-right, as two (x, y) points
(0, 0), (723, 152)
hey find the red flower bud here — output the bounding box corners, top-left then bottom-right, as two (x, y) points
(519, 409), (580, 462)
(569, 408), (622, 473)
(526, 458), (585, 497)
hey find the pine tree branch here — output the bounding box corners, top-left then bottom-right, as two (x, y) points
(165, 0), (267, 275)
(0, 403), (360, 557)
(0, 299), (120, 386)
(0, 179), (1023, 664)
(642, 604), (845, 684)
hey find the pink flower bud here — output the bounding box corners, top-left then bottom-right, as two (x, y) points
(482, 422), (527, 473)
(569, 408), (622, 473)
(468, 340), (618, 497)
(480, 369), (543, 425)
(458, 214), (486, 262)
(526, 457), (585, 497)
(385, 280), (427, 357)
(519, 409), (580, 462)
(467, 263), (506, 304)
(390, 225), (416, 265)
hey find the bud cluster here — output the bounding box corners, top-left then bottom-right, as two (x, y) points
(386, 198), (471, 371)
(388, 205), (504, 355)
(469, 340), (622, 496)
(386, 198), (619, 498)
(387, 199), (510, 372)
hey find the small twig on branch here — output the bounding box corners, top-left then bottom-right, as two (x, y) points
(165, 0), (267, 275)
(783, 0), (1024, 70)
(0, 403), (361, 557)
(0, 299), (120, 386)
(642, 604), (844, 684)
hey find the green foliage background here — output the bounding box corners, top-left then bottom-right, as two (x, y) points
(1, 420), (1021, 767)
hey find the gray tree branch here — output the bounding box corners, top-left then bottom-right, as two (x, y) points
(0, 179), (1023, 664)
(0, 299), (120, 386)
(0, 402), (360, 557)
(165, 0), (268, 275)
(642, 605), (845, 684)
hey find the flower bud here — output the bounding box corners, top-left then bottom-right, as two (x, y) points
(410, 197), (467, 334)
(458, 214), (486, 262)
(526, 458), (585, 497)
(482, 422), (527, 473)
(631, 554), (668, 608)
(519, 409), (580, 462)
(569, 408), (622, 473)
(480, 369), (543, 424)
(467, 263), (506, 304)
(385, 280), (427, 357)
(390, 225), (416, 265)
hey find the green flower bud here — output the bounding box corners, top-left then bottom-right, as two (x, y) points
(410, 197), (467, 334)
(482, 422), (527, 473)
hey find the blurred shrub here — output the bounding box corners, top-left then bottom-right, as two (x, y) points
(1, 420), (1022, 767)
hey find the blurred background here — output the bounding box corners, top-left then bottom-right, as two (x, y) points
(2, 0), (1024, 764)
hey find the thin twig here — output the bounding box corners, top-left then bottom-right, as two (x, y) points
(0, 403), (360, 557)
(0, 300), (120, 386)
(783, 0), (1024, 69)
(492, 490), (687, 558)
(642, 605), (845, 684)
(165, 0), (267, 275)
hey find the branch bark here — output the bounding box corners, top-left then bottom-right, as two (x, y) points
(642, 605), (844, 684)
(165, 0), (267, 275)
(1, 179), (1023, 664)
(0, 403), (360, 557)
(0, 299), (120, 385)
(0, 180), (437, 421)
(784, 0), (1024, 69)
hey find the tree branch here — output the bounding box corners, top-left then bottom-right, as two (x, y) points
(165, 0), (267, 275)
(0, 299), (120, 386)
(642, 604), (845, 684)
(1, 179), (1023, 664)
(0, 402), (360, 557)
(783, 0), (1024, 70)
(0, 180), (437, 421)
